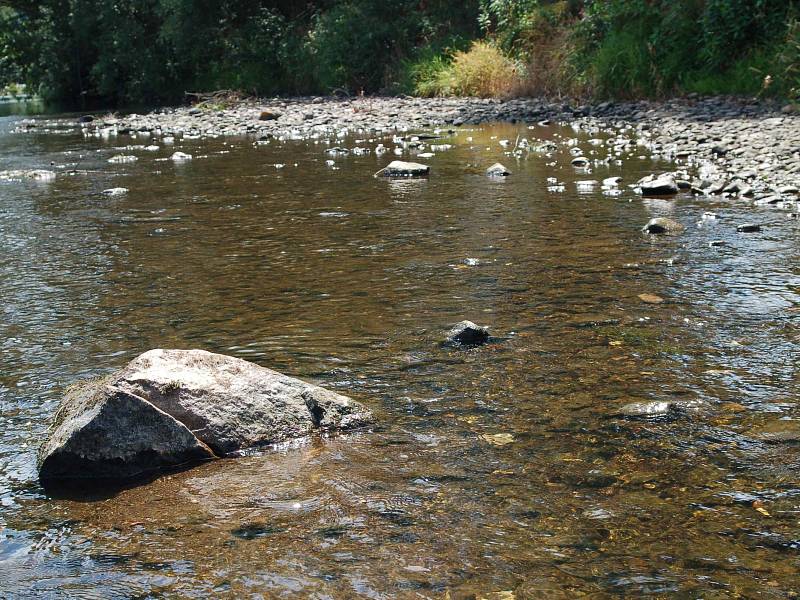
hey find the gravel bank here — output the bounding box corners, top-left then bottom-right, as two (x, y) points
(13, 95), (800, 196)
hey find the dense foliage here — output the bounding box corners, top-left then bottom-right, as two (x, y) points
(0, 0), (798, 105)
(574, 0), (799, 97)
(0, 0), (479, 105)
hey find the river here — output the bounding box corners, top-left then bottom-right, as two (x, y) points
(1, 109), (799, 598)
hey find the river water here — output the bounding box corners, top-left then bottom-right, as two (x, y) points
(1, 111), (799, 598)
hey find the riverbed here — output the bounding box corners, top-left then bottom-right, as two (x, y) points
(1, 105), (799, 598)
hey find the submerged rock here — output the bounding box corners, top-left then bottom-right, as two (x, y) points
(374, 161), (430, 178)
(0, 169), (56, 181)
(38, 349), (374, 481)
(617, 401), (676, 418)
(750, 420), (800, 444)
(642, 217), (685, 235)
(486, 163), (510, 177)
(445, 320), (490, 347)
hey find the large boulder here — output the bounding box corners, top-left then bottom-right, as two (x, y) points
(38, 349), (374, 481)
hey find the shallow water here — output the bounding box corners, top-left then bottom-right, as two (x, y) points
(1, 113), (800, 598)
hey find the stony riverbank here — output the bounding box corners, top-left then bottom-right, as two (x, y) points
(12, 95), (800, 198)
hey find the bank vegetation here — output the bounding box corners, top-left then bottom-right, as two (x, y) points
(0, 1), (798, 107)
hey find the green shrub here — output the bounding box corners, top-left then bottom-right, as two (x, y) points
(403, 52), (457, 96)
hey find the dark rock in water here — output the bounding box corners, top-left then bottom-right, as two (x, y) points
(642, 217), (685, 234)
(231, 522), (283, 539)
(445, 320), (490, 347)
(640, 176), (679, 196)
(737, 223), (761, 233)
(709, 240), (727, 247)
(77, 115), (94, 124)
(259, 110), (280, 121)
(38, 349), (374, 481)
(374, 161), (430, 178)
(486, 163), (510, 177)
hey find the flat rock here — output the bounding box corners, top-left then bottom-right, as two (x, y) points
(638, 293), (664, 304)
(38, 349), (374, 481)
(642, 217), (685, 234)
(445, 320), (489, 347)
(374, 161), (430, 178)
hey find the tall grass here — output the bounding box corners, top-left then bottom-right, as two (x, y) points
(411, 41), (522, 97)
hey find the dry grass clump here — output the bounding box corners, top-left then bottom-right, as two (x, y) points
(416, 41), (522, 98)
(448, 41), (523, 97)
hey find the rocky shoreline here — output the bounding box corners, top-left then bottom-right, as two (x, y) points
(12, 94), (800, 199)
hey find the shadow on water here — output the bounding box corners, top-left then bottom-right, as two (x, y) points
(38, 461), (210, 502)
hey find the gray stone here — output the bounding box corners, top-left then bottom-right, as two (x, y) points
(445, 320), (490, 347)
(38, 349), (374, 481)
(374, 161), (430, 178)
(642, 217), (685, 234)
(486, 163), (510, 177)
(640, 176), (679, 196)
